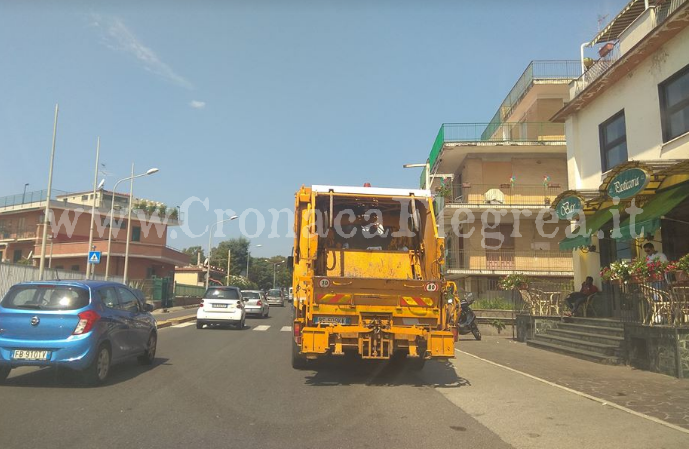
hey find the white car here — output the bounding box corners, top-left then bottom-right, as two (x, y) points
(197, 286), (246, 329)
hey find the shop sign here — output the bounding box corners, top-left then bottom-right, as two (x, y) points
(607, 168), (649, 199)
(556, 196), (583, 220)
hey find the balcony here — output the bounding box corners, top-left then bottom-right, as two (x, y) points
(439, 183), (564, 209)
(0, 227), (37, 241)
(446, 250), (574, 275)
(37, 240), (189, 266)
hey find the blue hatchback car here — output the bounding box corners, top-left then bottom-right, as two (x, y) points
(0, 281), (158, 385)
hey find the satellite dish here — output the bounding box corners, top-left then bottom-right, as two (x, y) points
(97, 179), (105, 190)
(27, 251), (33, 259)
(203, 258), (209, 266)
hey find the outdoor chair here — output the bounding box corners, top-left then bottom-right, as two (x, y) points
(638, 284), (673, 326)
(519, 288), (551, 316)
(670, 286), (689, 325)
(581, 292), (600, 317)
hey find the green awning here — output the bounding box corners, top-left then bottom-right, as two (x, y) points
(614, 183), (689, 240)
(558, 205), (619, 251)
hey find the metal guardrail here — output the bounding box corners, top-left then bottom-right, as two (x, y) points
(442, 183), (564, 207)
(446, 250), (574, 273)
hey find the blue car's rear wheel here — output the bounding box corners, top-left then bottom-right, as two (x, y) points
(0, 366), (11, 384)
(83, 344), (111, 386)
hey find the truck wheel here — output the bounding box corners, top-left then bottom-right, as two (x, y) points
(291, 339), (308, 370)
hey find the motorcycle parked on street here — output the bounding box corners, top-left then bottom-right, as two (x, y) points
(454, 291), (481, 341)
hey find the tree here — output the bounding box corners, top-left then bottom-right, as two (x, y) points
(209, 237), (250, 277)
(181, 246), (204, 265)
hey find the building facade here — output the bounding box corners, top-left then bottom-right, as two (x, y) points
(553, 0), (689, 287)
(0, 188), (187, 280)
(426, 60), (582, 298)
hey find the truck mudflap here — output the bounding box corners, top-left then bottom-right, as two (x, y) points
(298, 326), (456, 360)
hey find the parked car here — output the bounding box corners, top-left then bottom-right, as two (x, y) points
(197, 286), (246, 329)
(241, 290), (269, 318)
(265, 288), (285, 307)
(288, 287), (293, 302)
(0, 281), (157, 386)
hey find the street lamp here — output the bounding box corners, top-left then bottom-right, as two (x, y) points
(403, 163), (430, 190)
(104, 166), (159, 280)
(206, 215), (239, 289)
(22, 183), (29, 204)
(272, 260), (284, 289)
(246, 243), (262, 282)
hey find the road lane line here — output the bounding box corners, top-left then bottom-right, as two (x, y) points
(253, 325), (271, 331)
(455, 348), (689, 435)
(172, 322), (196, 328)
(280, 326), (292, 332)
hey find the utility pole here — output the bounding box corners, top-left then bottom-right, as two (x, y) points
(38, 104), (59, 280)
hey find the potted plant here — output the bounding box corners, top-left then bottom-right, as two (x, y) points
(434, 185), (452, 200)
(666, 253), (689, 282)
(600, 260), (633, 284)
(499, 273), (530, 290)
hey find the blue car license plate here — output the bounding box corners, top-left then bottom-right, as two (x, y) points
(12, 350), (51, 361)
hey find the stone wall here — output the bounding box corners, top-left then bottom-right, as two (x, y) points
(625, 324), (689, 378)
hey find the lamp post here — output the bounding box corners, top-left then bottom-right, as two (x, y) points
(206, 216), (239, 289)
(246, 243), (262, 282)
(85, 137), (104, 279)
(38, 104), (59, 280)
(403, 162), (430, 190)
(22, 183), (29, 204)
(104, 166), (159, 280)
(272, 261), (284, 289)
(226, 249), (231, 286)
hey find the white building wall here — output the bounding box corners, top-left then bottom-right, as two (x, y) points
(566, 26), (689, 191)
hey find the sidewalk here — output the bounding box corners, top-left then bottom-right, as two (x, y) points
(152, 304), (198, 327)
(457, 336), (689, 431)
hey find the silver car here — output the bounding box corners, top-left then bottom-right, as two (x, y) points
(265, 288), (284, 307)
(241, 290), (269, 318)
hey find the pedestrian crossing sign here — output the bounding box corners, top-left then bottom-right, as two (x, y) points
(88, 251), (101, 264)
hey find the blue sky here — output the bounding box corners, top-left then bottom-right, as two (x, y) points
(0, 0), (629, 257)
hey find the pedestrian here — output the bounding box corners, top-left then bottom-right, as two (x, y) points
(564, 276), (599, 316)
(643, 242), (668, 263)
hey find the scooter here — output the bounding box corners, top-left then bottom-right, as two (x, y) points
(456, 292), (481, 341)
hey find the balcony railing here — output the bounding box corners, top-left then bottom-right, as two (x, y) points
(0, 228), (37, 241)
(439, 183), (564, 208)
(0, 189), (69, 210)
(572, 0), (687, 97)
(446, 250), (574, 273)
(428, 122), (566, 173)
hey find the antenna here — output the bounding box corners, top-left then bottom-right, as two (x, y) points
(597, 14), (609, 32)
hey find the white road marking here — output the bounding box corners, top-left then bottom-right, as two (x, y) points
(171, 321), (196, 328)
(253, 325), (271, 331)
(281, 326), (292, 332)
(456, 349), (689, 435)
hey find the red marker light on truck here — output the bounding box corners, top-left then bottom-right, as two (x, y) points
(73, 310), (100, 335)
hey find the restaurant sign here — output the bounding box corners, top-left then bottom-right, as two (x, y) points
(607, 168), (649, 199)
(556, 195), (583, 220)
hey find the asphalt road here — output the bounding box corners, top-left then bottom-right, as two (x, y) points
(1, 306), (687, 449)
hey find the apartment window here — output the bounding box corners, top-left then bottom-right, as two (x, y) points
(132, 226), (141, 242)
(599, 110), (628, 172)
(13, 249), (22, 263)
(81, 195), (88, 201)
(71, 265), (80, 272)
(659, 63), (689, 142)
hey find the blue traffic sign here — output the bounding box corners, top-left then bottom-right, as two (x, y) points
(88, 251), (101, 264)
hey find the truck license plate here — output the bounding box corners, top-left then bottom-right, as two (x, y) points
(314, 316), (351, 325)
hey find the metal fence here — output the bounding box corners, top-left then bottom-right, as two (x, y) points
(445, 183), (564, 207)
(0, 189), (69, 210)
(446, 250), (574, 273)
(0, 262), (123, 298)
(454, 277), (574, 313)
(174, 282), (206, 298)
(603, 278), (689, 326)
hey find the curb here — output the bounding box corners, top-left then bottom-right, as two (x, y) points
(156, 315), (197, 329)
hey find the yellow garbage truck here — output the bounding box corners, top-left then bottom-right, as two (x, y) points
(289, 184), (456, 369)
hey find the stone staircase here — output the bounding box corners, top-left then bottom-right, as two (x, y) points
(526, 317), (626, 365)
